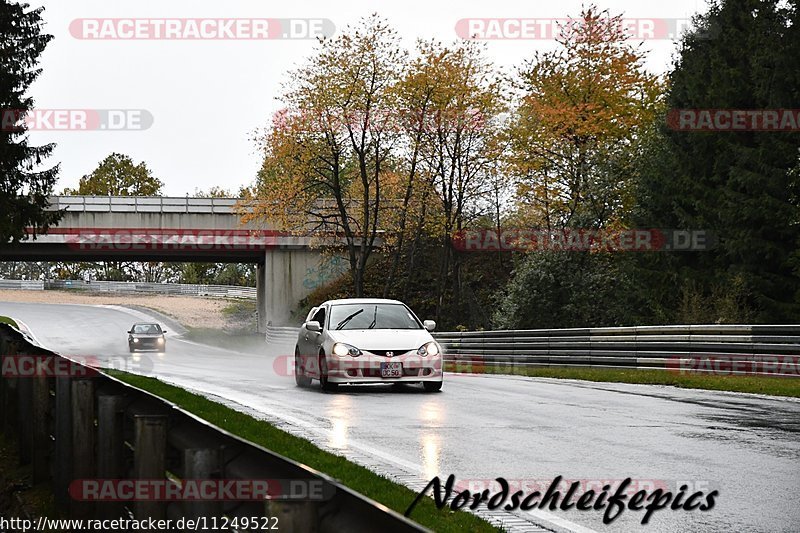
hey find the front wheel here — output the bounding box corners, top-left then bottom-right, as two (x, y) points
(423, 380), (442, 392)
(319, 355), (338, 392)
(295, 348), (311, 387)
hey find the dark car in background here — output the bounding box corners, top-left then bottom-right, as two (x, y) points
(128, 322), (167, 352)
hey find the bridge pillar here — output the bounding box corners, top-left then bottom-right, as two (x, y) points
(261, 248), (326, 327)
(256, 262), (267, 333)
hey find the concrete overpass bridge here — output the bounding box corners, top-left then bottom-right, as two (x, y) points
(0, 196), (347, 329)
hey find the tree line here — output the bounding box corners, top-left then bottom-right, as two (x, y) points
(3, 1), (798, 329)
(245, 2), (799, 329)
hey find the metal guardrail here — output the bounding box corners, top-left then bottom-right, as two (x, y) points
(0, 279), (258, 299)
(434, 325), (800, 376)
(0, 279), (45, 290)
(0, 323), (428, 532)
(265, 325), (300, 346)
(47, 195), (241, 214)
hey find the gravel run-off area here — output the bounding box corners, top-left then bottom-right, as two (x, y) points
(0, 289), (250, 331)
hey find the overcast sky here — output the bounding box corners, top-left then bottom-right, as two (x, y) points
(26, 0), (709, 197)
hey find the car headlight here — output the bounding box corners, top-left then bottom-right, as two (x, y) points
(158, 337), (164, 343)
(332, 343), (361, 357)
(417, 342), (439, 356)
(133, 338), (139, 343)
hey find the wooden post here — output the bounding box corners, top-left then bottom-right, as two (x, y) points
(32, 373), (51, 483)
(133, 415), (167, 520)
(97, 394), (126, 519)
(183, 448), (222, 519)
(266, 500), (319, 532)
(17, 375), (32, 465)
(54, 376), (73, 511)
(70, 378), (95, 519)
(2, 366), (19, 437)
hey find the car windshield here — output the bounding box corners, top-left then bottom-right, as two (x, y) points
(133, 324), (161, 334)
(329, 303), (421, 330)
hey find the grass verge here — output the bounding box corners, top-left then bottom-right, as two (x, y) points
(0, 317), (18, 328)
(182, 328), (266, 354)
(107, 371), (501, 533)
(445, 364), (800, 398)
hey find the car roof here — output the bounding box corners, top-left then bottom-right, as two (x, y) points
(323, 298), (406, 306)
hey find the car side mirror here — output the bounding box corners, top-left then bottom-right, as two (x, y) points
(127, 330), (133, 334)
(423, 320), (436, 332)
(306, 321), (321, 332)
(162, 330), (167, 334)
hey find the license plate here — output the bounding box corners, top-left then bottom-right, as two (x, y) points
(380, 362), (402, 378)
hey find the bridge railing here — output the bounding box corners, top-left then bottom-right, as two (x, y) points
(48, 195), (241, 214)
(0, 322), (428, 532)
(434, 325), (800, 376)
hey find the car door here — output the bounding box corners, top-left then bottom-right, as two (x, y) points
(297, 307), (317, 356)
(299, 305), (326, 376)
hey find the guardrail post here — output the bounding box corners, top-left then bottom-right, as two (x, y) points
(97, 394), (126, 519)
(32, 372), (51, 483)
(133, 415), (167, 520)
(71, 378), (95, 519)
(54, 376), (73, 511)
(183, 448), (222, 519)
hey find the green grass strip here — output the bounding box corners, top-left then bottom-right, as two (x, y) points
(445, 364), (800, 398)
(0, 316), (18, 328)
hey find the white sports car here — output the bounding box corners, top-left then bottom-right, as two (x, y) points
(294, 298), (443, 392)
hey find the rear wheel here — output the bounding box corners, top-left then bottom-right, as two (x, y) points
(319, 354), (338, 392)
(423, 380), (442, 392)
(295, 348), (311, 387)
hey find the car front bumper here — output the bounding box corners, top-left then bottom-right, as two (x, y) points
(129, 338), (166, 350)
(325, 352), (443, 384)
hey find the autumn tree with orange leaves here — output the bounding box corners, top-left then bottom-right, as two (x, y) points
(505, 6), (663, 231)
(244, 15), (405, 296)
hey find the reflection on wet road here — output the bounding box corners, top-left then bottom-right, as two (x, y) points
(2, 301), (798, 533)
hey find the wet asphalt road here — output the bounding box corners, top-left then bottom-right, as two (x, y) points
(1, 301), (798, 533)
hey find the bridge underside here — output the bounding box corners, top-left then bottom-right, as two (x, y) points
(0, 243), (326, 330)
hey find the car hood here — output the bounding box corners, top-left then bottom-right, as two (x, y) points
(328, 329), (434, 351)
(130, 333), (163, 338)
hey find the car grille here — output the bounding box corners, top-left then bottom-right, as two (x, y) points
(368, 349), (411, 357)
